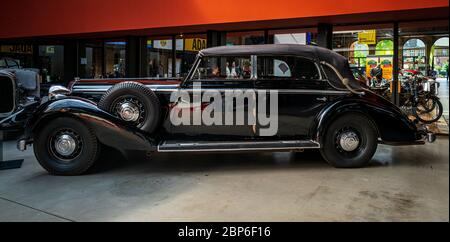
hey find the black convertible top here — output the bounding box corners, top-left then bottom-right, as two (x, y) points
(200, 44), (361, 90)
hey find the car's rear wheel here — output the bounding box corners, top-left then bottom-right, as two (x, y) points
(320, 114), (378, 168)
(34, 117), (100, 176)
(98, 82), (160, 133)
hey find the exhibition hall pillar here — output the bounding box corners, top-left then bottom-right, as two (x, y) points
(126, 36), (140, 78)
(207, 31), (226, 48)
(64, 40), (78, 83)
(139, 37), (148, 78)
(317, 23), (333, 49)
(392, 22), (400, 106)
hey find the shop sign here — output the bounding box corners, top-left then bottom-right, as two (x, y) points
(358, 30), (377, 45)
(153, 39), (184, 51)
(379, 56), (393, 80)
(46, 46), (55, 54)
(184, 38), (207, 52)
(274, 33), (306, 45)
(0, 44), (33, 54)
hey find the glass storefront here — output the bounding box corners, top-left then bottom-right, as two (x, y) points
(147, 34), (207, 78)
(399, 22), (449, 77)
(333, 26), (394, 84)
(268, 28), (317, 45)
(80, 40), (103, 79)
(226, 31), (265, 46)
(105, 40), (126, 78)
(433, 37), (449, 78)
(38, 45), (65, 83)
(0, 44), (34, 68)
(147, 36), (174, 78)
(177, 34), (207, 78)
(1, 21), (446, 89)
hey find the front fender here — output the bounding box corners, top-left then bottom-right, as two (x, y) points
(25, 97), (156, 152)
(312, 93), (420, 144)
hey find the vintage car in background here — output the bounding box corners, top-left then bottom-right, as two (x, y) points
(0, 57), (21, 69)
(0, 69), (41, 132)
(7, 44), (436, 176)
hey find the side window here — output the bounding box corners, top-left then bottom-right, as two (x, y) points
(0, 59), (6, 68)
(322, 64), (340, 83)
(257, 56), (320, 80)
(6, 59), (19, 68)
(193, 56), (252, 80)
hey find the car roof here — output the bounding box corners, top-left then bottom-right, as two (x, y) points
(200, 44), (358, 89)
(200, 44), (343, 60)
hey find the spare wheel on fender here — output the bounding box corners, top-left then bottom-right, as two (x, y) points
(98, 82), (161, 133)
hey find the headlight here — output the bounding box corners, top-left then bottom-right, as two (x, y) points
(48, 85), (71, 99)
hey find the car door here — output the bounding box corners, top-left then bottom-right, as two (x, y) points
(168, 56), (256, 139)
(254, 56), (330, 139)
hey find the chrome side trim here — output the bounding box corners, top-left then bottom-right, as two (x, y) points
(72, 85), (350, 95)
(157, 140), (320, 152)
(72, 84), (180, 93)
(79, 77), (182, 81)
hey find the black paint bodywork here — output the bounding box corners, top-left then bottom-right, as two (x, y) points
(23, 44), (424, 153)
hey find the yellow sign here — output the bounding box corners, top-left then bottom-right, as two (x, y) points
(184, 38), (206, 52)
(379, 56), (393, 80)
(366, 55), (394, 90)
(358, 30), (377, 45)
(1, 45), (33, 54)
(366, 56), (378, 78)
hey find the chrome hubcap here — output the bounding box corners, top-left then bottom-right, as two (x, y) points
(339, 131), (360, 152)
(118, 102), (140, 122)
(54, 134), (77, 156)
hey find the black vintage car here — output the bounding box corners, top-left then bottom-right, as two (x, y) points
(7, 44), (435, 175)
(0, 69), (41, 131)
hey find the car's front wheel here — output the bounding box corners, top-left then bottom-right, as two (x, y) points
(320, 114), (378, 168)
(34, 117), (100, 176)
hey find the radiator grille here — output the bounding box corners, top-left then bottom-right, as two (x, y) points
(0, 76), (15, 114)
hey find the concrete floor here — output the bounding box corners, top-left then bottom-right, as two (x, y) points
(0, 137), (448, 222)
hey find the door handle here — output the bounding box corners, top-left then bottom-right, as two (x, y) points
(316, 97), (328, 102)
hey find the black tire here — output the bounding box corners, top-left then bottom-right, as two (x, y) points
(320, 113), (378, 168)
(98, 82), (160, 133)
(414, 96), (443, 124)
(33, 117), (100, 176)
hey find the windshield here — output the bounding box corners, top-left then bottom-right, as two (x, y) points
(193, 56), (253, 80)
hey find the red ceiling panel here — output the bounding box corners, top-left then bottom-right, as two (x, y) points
(0, 0), (448, 39)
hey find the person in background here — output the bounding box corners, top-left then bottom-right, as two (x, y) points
(148, 59), (157, 77)
(242, 62), (252, 79)
(370, 64), (385, 87)
(211, 65), (220, 77)
(158, 63), (164, 78)
(230, 61), (238, 78)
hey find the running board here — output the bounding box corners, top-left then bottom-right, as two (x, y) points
(157, 140), (320, 152)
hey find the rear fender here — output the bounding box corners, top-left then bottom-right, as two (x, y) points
(312, 98), (419, 144)
(25, 97), (156, 152)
